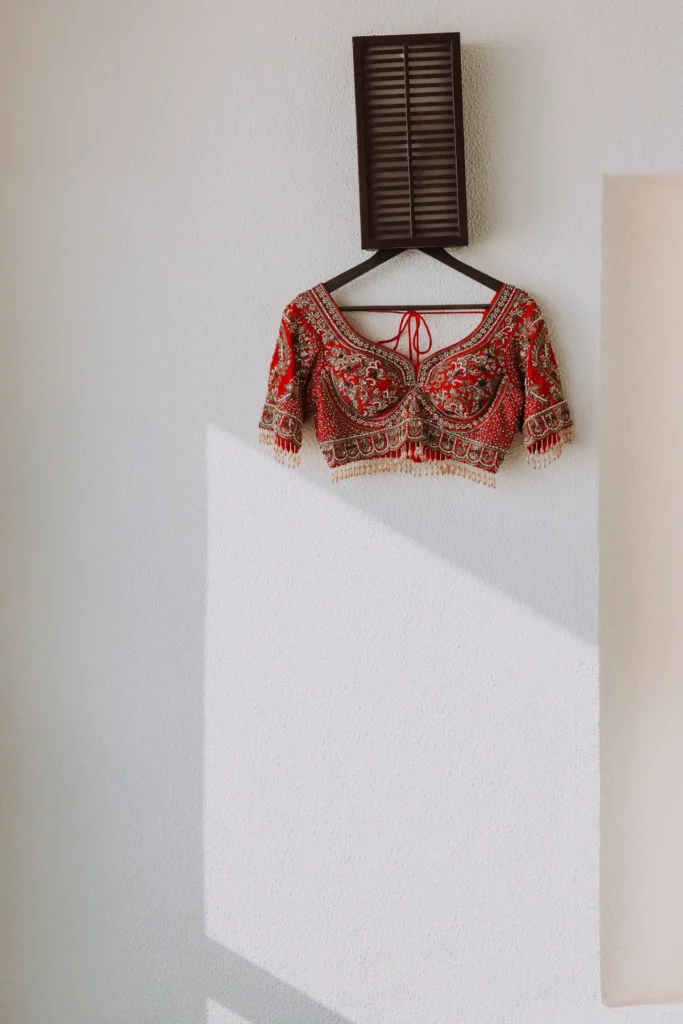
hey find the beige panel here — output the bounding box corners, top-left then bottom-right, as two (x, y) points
(601, 175), (683, 1006)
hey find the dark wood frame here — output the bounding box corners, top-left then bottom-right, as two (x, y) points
(353, 32), (469, 251)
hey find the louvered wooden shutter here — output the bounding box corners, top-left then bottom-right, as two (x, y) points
(353, 33), (469, 250)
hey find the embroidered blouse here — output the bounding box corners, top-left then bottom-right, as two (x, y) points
(259, 282), (573, 486)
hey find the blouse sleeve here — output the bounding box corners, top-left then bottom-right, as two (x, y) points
(258, 301), (318, 468)
(515, 297), (574, 468)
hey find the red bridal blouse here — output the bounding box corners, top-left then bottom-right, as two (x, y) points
(259, 282), (573, 486)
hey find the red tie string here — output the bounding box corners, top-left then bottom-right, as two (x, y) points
(373, 310), (434, 371)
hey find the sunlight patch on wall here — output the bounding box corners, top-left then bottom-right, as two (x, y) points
(204, 427), (597, 1024)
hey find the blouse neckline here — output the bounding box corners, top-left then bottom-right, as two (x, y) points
(314, 281), (515, 379)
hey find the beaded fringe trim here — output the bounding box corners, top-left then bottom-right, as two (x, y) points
(259, 431), (301, 469)
(260, 427), (573, 478)
(526, 425), (574, 469)
(331, 457), (497, 487)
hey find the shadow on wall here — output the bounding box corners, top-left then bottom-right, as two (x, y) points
(203, 940), (354, 1024)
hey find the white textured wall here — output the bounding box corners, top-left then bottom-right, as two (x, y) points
(2, 1), (683, 1022)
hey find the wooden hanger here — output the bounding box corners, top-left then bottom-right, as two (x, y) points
(323, 248), (505, 312)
